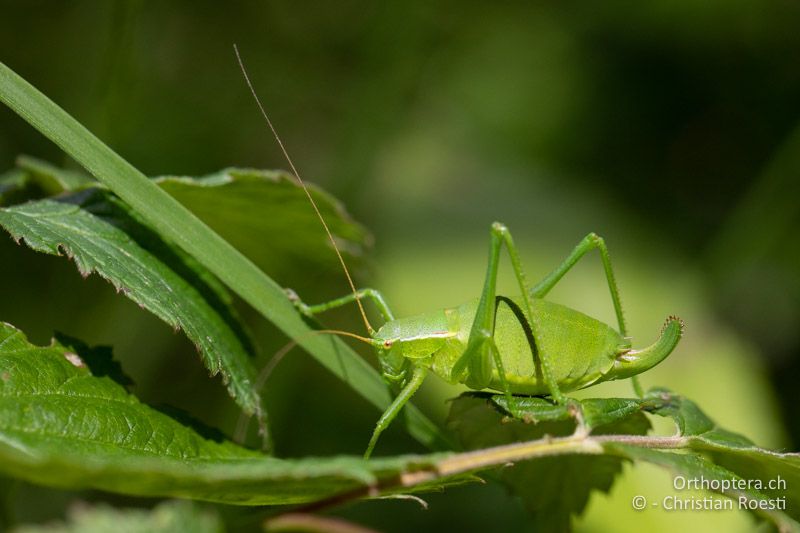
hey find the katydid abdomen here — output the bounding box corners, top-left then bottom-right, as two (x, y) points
(376, 297), (681, 396)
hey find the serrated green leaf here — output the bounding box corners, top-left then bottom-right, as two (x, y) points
(155, 168), (371, 278)
(74, 187), (257, 357)
(0, 199), (264, 432)
(647, 388), (755, 446)
(448, 394), (651, 531)
(12, 501), (223, 533)
(695, 441), (800, 525)
(453, 391), (800, 530)
(506, 454), (626, 533)
(0, 322), (449, 504)
(645, 388), (800, 523)
(606, 444), (799, 532)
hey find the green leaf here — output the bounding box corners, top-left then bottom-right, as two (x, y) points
(0, 198), (264, 432)
(75, 188), (257, 357)
(12, 501), (223, 533)
(155, 168), (371, 279)
(646, 387), (755, 446)
(1, 324), (795, 529)
(505, 455), (627, 533)
(606, 445), (799, 532)
(0, 156), (92, 206)
(646, 388), (800, 522)
(0, 57), (444, 452)
(449, 391), (800, 531)
(14, 155), (94, 195)
(2, 160), (371, 281)
(488, 393), (658, 434)
(447, 394), (651, 531)
(488, 394), (574, 424)
(0, 321), (448, 504)
(700, 444), (800, 526)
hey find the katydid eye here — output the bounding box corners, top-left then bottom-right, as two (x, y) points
(383, 340), (394, 349)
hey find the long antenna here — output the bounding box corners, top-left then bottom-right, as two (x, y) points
(234, 44), (374, 334)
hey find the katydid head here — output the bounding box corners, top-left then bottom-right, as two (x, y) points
(606, 315), (684, 380)
(373, 339), (410, 384)
(372, 323), (414, 384)
(373, 313), (453, 384)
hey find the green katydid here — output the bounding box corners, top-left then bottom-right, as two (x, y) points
(235, 46), (683, 459)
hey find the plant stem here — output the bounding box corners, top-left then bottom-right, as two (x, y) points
(296, 432), (691, 514)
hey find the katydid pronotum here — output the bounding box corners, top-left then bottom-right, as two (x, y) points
(235, 46), (683, 459)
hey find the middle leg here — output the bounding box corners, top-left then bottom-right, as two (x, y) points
(452, 222), (567, 404)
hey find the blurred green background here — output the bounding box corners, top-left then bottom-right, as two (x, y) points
(1, 2), (798, 531)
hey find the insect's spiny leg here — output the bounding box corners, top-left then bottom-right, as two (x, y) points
(455, 222), (566, 403)
(364, 365), (428, 459)
(529, 232), (644, 396)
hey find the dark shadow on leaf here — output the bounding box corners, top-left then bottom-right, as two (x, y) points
(54, 332), (135, 388)
(151, 404), (228, 444)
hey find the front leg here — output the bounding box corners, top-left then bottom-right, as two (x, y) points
(364, 365), (428, 459)
(286, 287), (395, 324)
